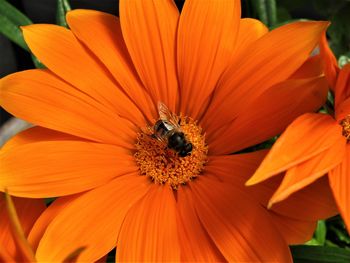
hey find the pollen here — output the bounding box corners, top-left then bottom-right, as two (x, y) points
(134, 117), (208, 189)
(340, 115), (350, 141)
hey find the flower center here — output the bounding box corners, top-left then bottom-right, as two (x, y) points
(134, 116), (208, 189)
(340, 115), (350, 141)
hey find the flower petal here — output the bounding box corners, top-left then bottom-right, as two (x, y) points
(320, 33), (339, 89)
(1, 126), (83, 153)
(206, 150), (268, 190)
(0, 70), (135, 148)
(247, 113), (342, 185)
(208, 76), (328, 154)
(22, 24), (145, 126)
(36, 174), (150, 262)
(177, 187), (225, 262)
(117, 185), (180, 262)
(0, 196), (45, 260)
(208, 152), (338, 221)
(191, 176), (292, 262)
(28, 194), (79, 251)
(335, 64), (350, 111)
(235, 18), (268, 55)
(177, 0), (241, 119)
(269, 212), (317, 245)
(119, 0), (179, 111)
(329, 145), (350, 231)
(66, 9), (156, 122)
(3, 192), (36, 262)
(336, 97), (350, 122)
(203, 21), (328, 131)
(269, 137), (346, 207)
(272, 176), (338, 221)
(289, 55), (323, 79)
(0, 140), (137, 197)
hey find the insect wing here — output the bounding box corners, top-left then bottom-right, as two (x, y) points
(153, 132), (168, 144)
(157, 102), (180, 129)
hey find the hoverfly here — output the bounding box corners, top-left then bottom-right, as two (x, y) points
(152, 102), (193, 157)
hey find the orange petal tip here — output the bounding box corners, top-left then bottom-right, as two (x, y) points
(267, 201), (274, 209)
(20, 25), (33, 31)
(65, 9), (81, 19)
(267, 197), (280, 209)
(244, 179), (255, 186)
(245, 175), (262, 186)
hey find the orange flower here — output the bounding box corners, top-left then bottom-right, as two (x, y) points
(0, 193), (45, 262)
(0, 0), (336, 261)
(247, 40), (350, 231)
(0, 193), (86, 262)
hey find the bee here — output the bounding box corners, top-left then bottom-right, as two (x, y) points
(152, 102), (193, 157)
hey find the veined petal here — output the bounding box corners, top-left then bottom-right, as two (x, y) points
(28, 194), (80, 251)
(3, 192), (36, 262)
(22, 24), (145, 126)
(1, 127), (82, 152)
(0, 70), (135, 148)
(203, 21), (328, 131)
(268, 137), (346, 207)
(335, 64), (350, 111)
(191, 177), (292, 262)
(0, 140), (137, 197)
(320, 33), (339, 89)
(272, 177), (338, 221)
(329, 145), (350, 231)
(205, 150), (268, 190)
(117, 185), (180, 262)
(0, 196), (45, 260)
(208, 76), (328, 155)
(269, 212), (317, 245)
(119, 0), (179, 111)
(66, 9), (156, 122)
(336, 97), (350, 122)
(289, 55), (323, 79)
(234, 18), (268, 56)
(177, 0), (241, 119)
(247, 113), (342, 185)
(36, 174), (151, 262)
(207, 152), (337, 221)
(177, 187), (225, 262)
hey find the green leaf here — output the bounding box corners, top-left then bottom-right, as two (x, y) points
(56, 0), (72, 28)
(0, 0), (32, 50)
(338, 55), (350, 68)
(0, 0), (45, 68)
(329, 225), (350, 245)
(305, 238), (322, 246)
(44, 197), (57, 205)
(291, 245), (350, 263)
(314, 220), (327, 246)
(31, 55), (45, 69)
(251, 0), (278, 27)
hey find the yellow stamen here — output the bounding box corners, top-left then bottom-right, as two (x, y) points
(135, 117), (208, 189)
(340, 115), (350, 141)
